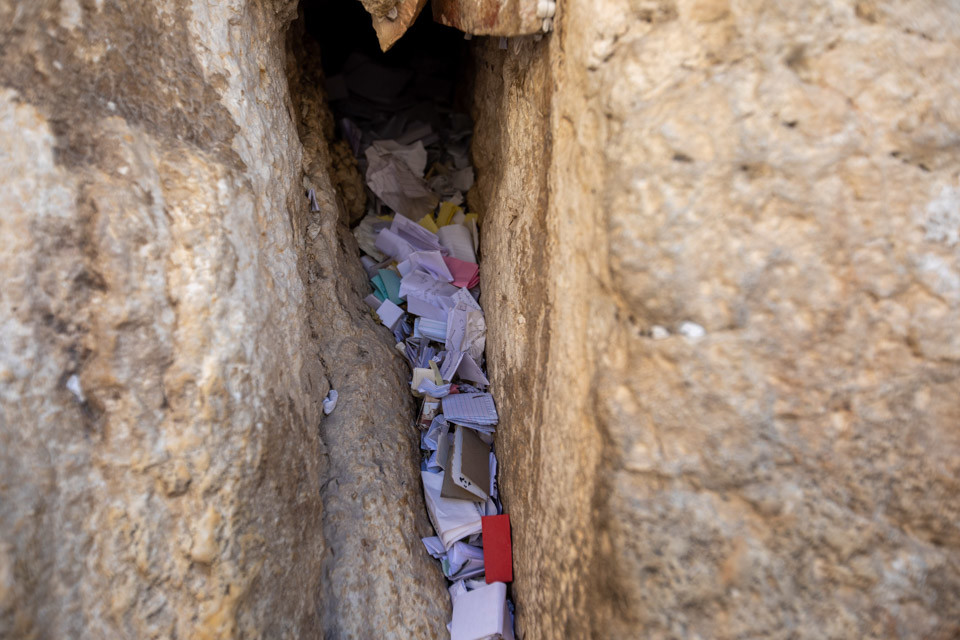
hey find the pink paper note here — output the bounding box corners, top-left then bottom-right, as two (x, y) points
(443, 256), (480, 288)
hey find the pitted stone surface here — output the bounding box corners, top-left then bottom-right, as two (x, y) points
(0, 2), (446, 638)
(471, 1), (960, 638)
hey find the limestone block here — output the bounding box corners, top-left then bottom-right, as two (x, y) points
(433, 0), (543, 36)
(0, 1), (447, 638)
(471, 0), (960, 637)
(359, 0), (430, 51)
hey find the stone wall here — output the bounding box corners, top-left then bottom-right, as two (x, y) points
(3, 0), (960, 637)
(0, 1), (445, 638)
(471, 1), (960, 638)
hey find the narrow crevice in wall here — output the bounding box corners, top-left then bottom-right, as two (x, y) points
(288, 2), (528, 638)
(282, 3), (500, 637)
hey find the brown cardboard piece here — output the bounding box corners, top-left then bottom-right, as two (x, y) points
(441, 448), (480, 501)
(441, 425), (490, 502)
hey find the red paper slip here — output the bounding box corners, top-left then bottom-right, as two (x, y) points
(482, 514), (513, 583)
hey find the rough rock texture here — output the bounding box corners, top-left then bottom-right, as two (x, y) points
(330, 140), (368, 224)
(286, 28), (451, 639)
(471, 1), (960, 638)
(0, 1), (446, 638)
(358, 0), (429, 51)
(433, 0), (542, 37)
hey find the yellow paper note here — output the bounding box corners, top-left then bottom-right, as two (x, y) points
(436, 201), (462, 227)
(410, 367), (434, 397)
(419, 214), (439, 233)
(429, 360), (444, 385)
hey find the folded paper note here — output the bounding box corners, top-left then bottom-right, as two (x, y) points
(376, 300), (404, 331)
(418, 378), (452, 398)
(436, 201), (462, 227)
(392, 213), (445, 253)
(449, 581), (514, 640)
(443, 255), (480, 288)
(456, 352), (489, 387)
(438, 224), (476, 263)
(442, 393), (499, 430)
(365, 140), (438, 218)
(446, 305), (486, 364)
(422, 536), (446, 559)
(443, 541), (485, 580)
(375, 228), (416, 263)
(422, 470), (484, 549)
(414, 317), (447, 342)
(407, 295), (449, 322)
(399, 271), (459, 308)
(409, 250), (454, 282)
(377, 269), (404, 304)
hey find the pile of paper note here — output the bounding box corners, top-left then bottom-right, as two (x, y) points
(330, 49), (515, 639)
(357, 203), (515, 639)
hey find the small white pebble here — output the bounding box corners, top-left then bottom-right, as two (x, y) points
(651, 325), (670, 340)
(386, 6), (398, 20)
(542, 17), (552, 32)
(545, 1), (556, 18)
(679, 322), (706, 340)
(66, 374), (85, 402)
(536, 1), (549, 18)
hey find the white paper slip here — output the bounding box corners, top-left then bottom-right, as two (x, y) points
(422, 536), (446, 559)
(408, 250), (454, 282)
(364, 293), (383, 310)
(375, 228), (416, 263)
(456, 353), (489, 387)
(415, 317), (448, 342)
(448, 580), (469, 608)
(443, 541), (485, 579)
(407, 295), (449, 322)
(392, 212), (445, 253)
(449, 582), (515, 640)
(440, 350), (464, 382)
(421, 470), (483, 549)
(376, 299), (404, 330)
(422, 416), (447, 451)
(438, 224), (476, 263)
(400, 270), (459, 308)
(442, 393), (499, 426)
(365, 143), (438, 219)
(451, 287), (482, 311)
(418, 378), (452, 398)
(445, 307), (485, 362)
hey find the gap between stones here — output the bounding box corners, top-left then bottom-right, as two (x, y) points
(293, 3), (517, 637)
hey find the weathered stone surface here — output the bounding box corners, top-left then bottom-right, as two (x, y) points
(0, 1), (446, 638)
(287, 26), (451, 639)
(433, 0), (542, 37)
(472, 1), (960, 638)
(359, 0), (429, 51)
